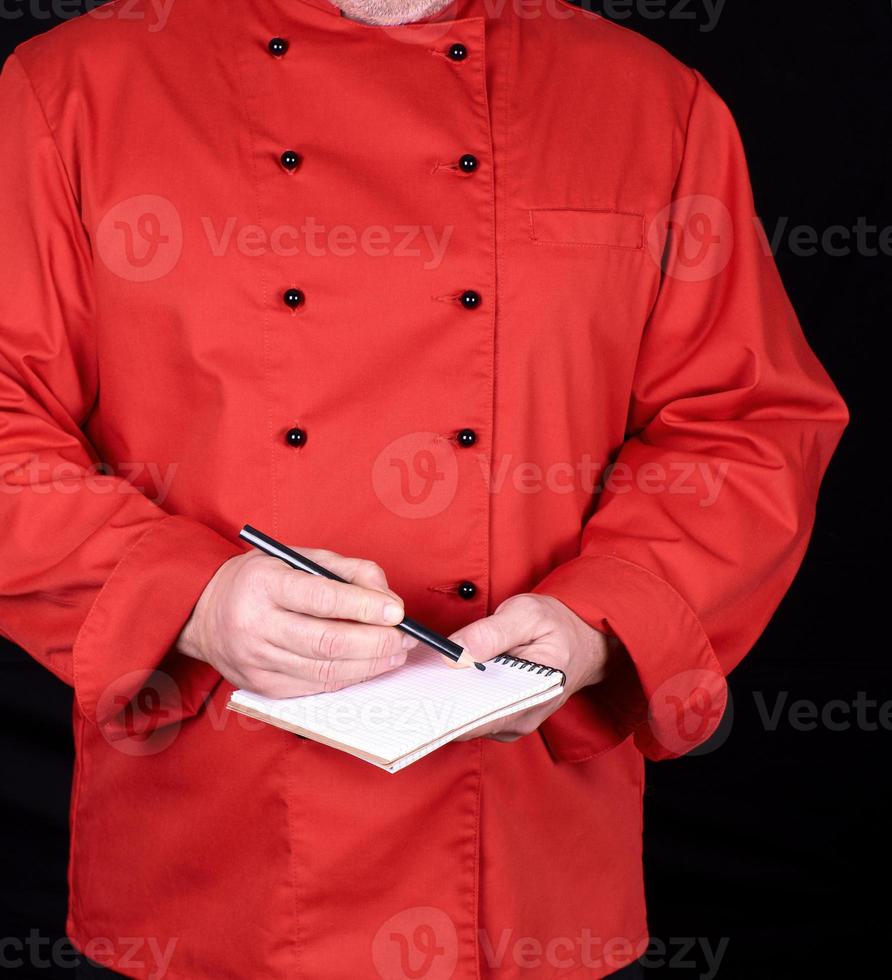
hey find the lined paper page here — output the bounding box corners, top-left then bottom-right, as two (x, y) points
(374, 685), (564, 773)
(229, 649), (563, 767)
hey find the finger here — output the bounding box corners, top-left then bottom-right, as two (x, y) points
(261, 609), (412, 662)
(235, 668), (311, 701)
(447, 601), (541, 665)
(454, 700), (553, 742)
(264, 566), (404, 626)
(241, 666), (388, 700)
(292, 549), (392, 594)
(453, 720), (504, 741)
(252, 642), (408, 692)
(454, 719), (521, 741)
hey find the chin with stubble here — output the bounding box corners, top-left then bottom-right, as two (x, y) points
(336, 0), (457, 26)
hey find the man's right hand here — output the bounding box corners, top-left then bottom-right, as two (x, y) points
(176, 548), (419, 698)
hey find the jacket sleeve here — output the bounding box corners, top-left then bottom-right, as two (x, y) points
(0, 53), (242, 736)
(533, 70), (848, 762)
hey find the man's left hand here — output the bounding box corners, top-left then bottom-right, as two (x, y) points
(449, 594), (612, 742)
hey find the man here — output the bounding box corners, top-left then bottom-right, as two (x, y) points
(0, 0), (846, 977)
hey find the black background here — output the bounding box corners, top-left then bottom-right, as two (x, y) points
(0, 2), (887, 977)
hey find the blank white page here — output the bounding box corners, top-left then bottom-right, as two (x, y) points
(227, 649), (564, 772)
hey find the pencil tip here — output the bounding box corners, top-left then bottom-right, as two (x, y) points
(474, 662), (486, 671)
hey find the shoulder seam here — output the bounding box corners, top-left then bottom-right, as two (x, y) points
(682, 67), (702, 147)
(7, 52), (84, 217)
(670, 66), (702, 191)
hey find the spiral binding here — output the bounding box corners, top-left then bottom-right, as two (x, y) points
(492, 653), (566, 685)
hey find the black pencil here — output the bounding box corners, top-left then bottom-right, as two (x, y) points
(239, 525), (485, 671)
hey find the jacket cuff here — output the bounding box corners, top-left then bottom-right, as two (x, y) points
(72, 515), (244, 735)
(532, 554), (727, 762)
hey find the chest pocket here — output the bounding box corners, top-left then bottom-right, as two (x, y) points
(528, 207), (644, 250)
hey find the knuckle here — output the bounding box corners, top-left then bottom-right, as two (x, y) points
(503, 593), (541, 619)
(305, 547), (335, 563)
(303, 580), (338, 618)
(354, 661), (377, 685)
(313, 626), (346, 661)
(353, 591), (376, 623)
(346, 558), (387, 592)
(309, 654), (338, 687)
(466, 619), (497, 653)
(371, 628), (399, 662)
(242, 559), (273, 596)
(240, 642), (266, 669)
(320, 668), (348, 694)
(358, 559), (385, 581)
(244, 669), (272, 696)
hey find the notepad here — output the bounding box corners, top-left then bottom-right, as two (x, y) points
(226, 650), (566, 773)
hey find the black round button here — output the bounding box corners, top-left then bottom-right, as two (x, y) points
(459, 154), (479, 173)
(457, 428), (477, 447)
(268, 37), (288, 56)
(285, 427), (307, 447)
(447, 43), (468, 61)
(459, 290), (481, 310)
(457, 581), (477, 600)
(283, 288), (304, 309)
(280, 150), (301, 171)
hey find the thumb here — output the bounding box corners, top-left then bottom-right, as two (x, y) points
(448, 605), (537, 666)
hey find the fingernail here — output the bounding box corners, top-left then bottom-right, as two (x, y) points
(401, 633), (417, 650)
(387, 655), (404, 668)
(383, 602), (404, 623)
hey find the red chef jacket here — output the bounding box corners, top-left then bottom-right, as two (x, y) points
(0, 0), (846, 977)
